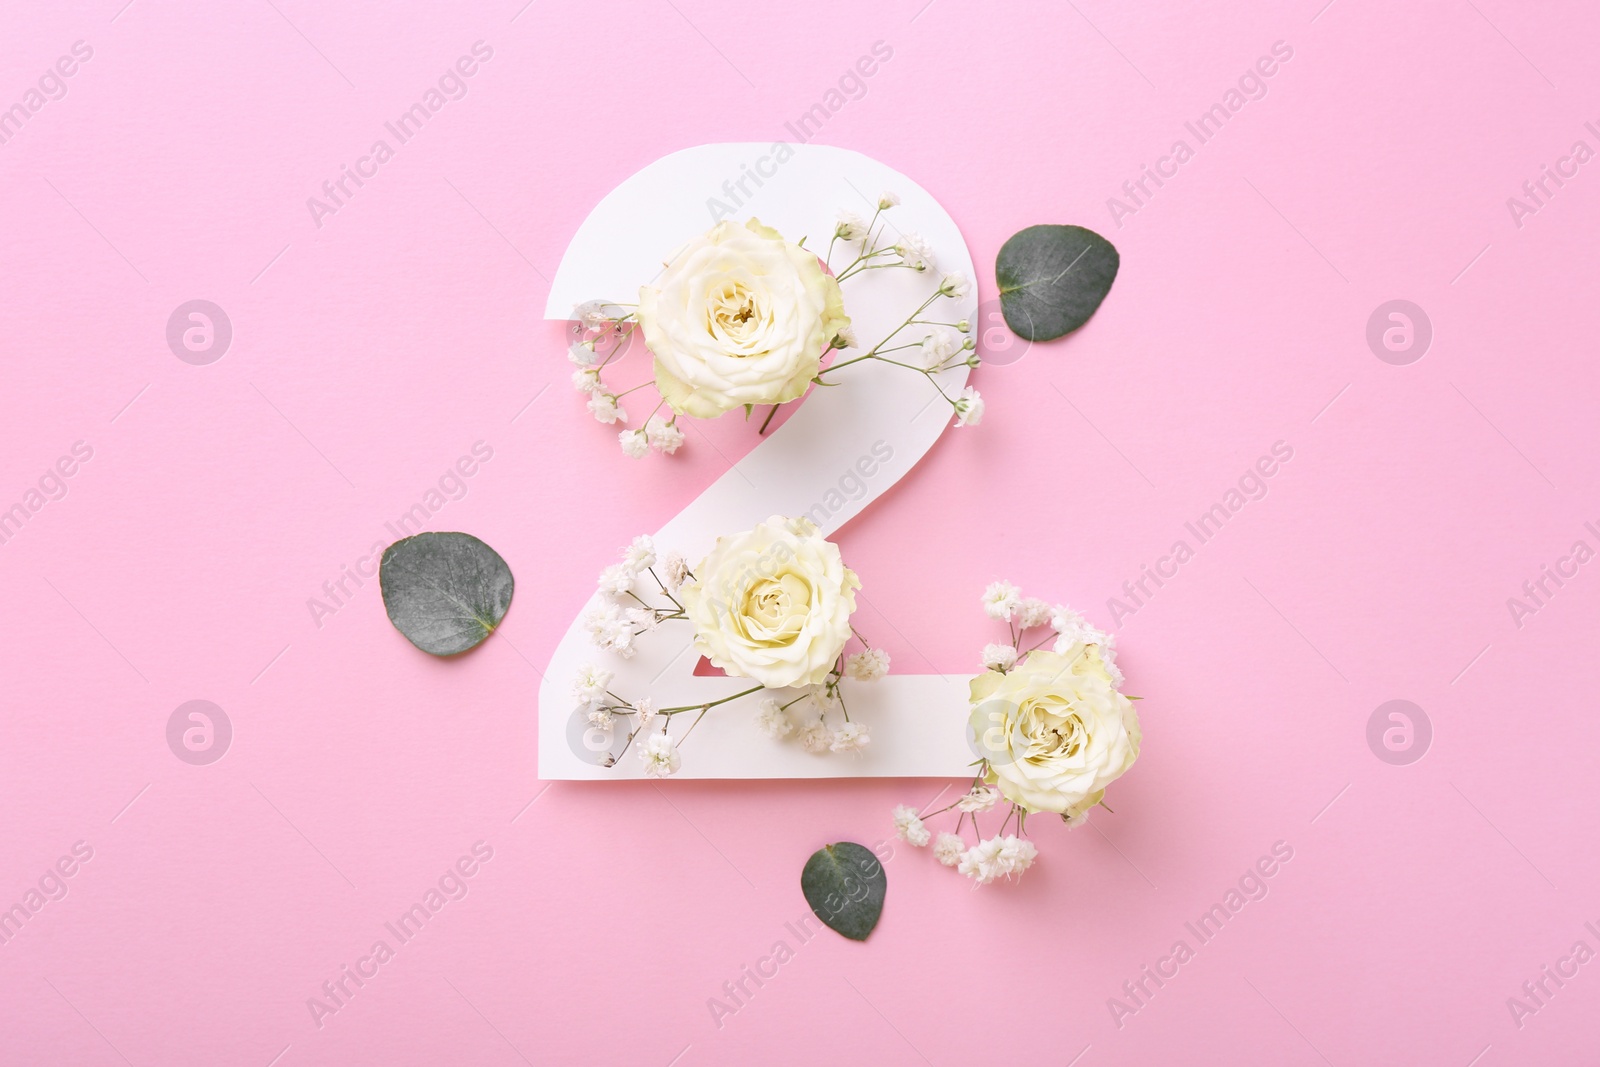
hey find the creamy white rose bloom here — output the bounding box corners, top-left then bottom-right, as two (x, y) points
(969, 645), (1140, 820)
(637, 219), (850, 419)
(679, 516), (860, 689)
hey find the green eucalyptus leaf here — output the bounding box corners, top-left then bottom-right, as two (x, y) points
(995, 224), (1120, 342)
(800, 842), (886, 941)
(380, 531), (514, 656)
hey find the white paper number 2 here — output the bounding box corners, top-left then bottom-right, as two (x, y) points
(538, 143), (979, 780)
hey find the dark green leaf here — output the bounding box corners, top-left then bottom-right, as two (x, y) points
(995, 224), (1120, 342)
(800, 842), (886, 941)
(380, 532), (514, 656)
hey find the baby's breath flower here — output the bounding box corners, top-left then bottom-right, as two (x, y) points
(1018, 598), (1052, 630)
(833, 324), (859, 350)
(934, 832), (964, 866)
(584, 602), (637, 657)
(573, 300), (615, 330)
(834, 210), (869, 241)
(892, 805), (930, 846)
(958, 837), (1006, 885)
(998, 835), (1038, 877)
(956, 786), (1000, 813)
(645, 416), (685, 455)
(893, 232), (936, 272)
(1050, 604), (1086, 635)
(568, 339), (599, 367)
(919, 330), (961, 369)
(938, 271), (970, 299)
(954, 386), (983, 427)
(829, 721), (870, 753)
(661, 551), (689, 592)
(588, 392), (626, 425)
(952, 382), (983, 419)
(755, 696), (793, 739)
(981, 643), (1018, 672)
(639, 732), (680, 777)
(619, 428), (648, 458)
(597, 564), (634, 598)
(982, 580), (1022, 621)
(798, 722), (832, 753)
(571, 664), (613, 707)
(572, 368), (602, 393)
(878, 191), (901, 210)
(622, 535), (656, 574)
(633, 697), (657, 729)
(845, 648), (889, 680)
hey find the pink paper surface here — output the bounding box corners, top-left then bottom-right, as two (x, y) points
(3, 1), (1598, 1064)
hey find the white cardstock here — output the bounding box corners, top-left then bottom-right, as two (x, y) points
(540, 143), (978, 779)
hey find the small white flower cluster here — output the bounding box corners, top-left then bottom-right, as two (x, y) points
(891, 788), (1038, 887)
(978, 580), (1121, 685)
(956, 835), (1037, 885)
(568, 301), (687, 458)
(752, 660), (884, 756)
(582, 536), (679, 659)
(824, 194), (983, 430)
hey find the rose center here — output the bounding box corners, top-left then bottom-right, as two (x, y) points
(741, 574), (811, 639)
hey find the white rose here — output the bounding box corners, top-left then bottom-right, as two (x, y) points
(679, 516), (859, 689)
(638, 219), (850, 419)
(968, 645), (1140, 819)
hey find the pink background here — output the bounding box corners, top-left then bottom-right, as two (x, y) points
(3, 0), (1598, 1063)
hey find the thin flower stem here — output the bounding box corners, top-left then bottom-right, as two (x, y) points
(594, 323), (637, 374)
(659, 685), (764, 716)
(758, 403), (781, 435)
(647, 567), (685, 612)
(677, 705), (711, 745)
